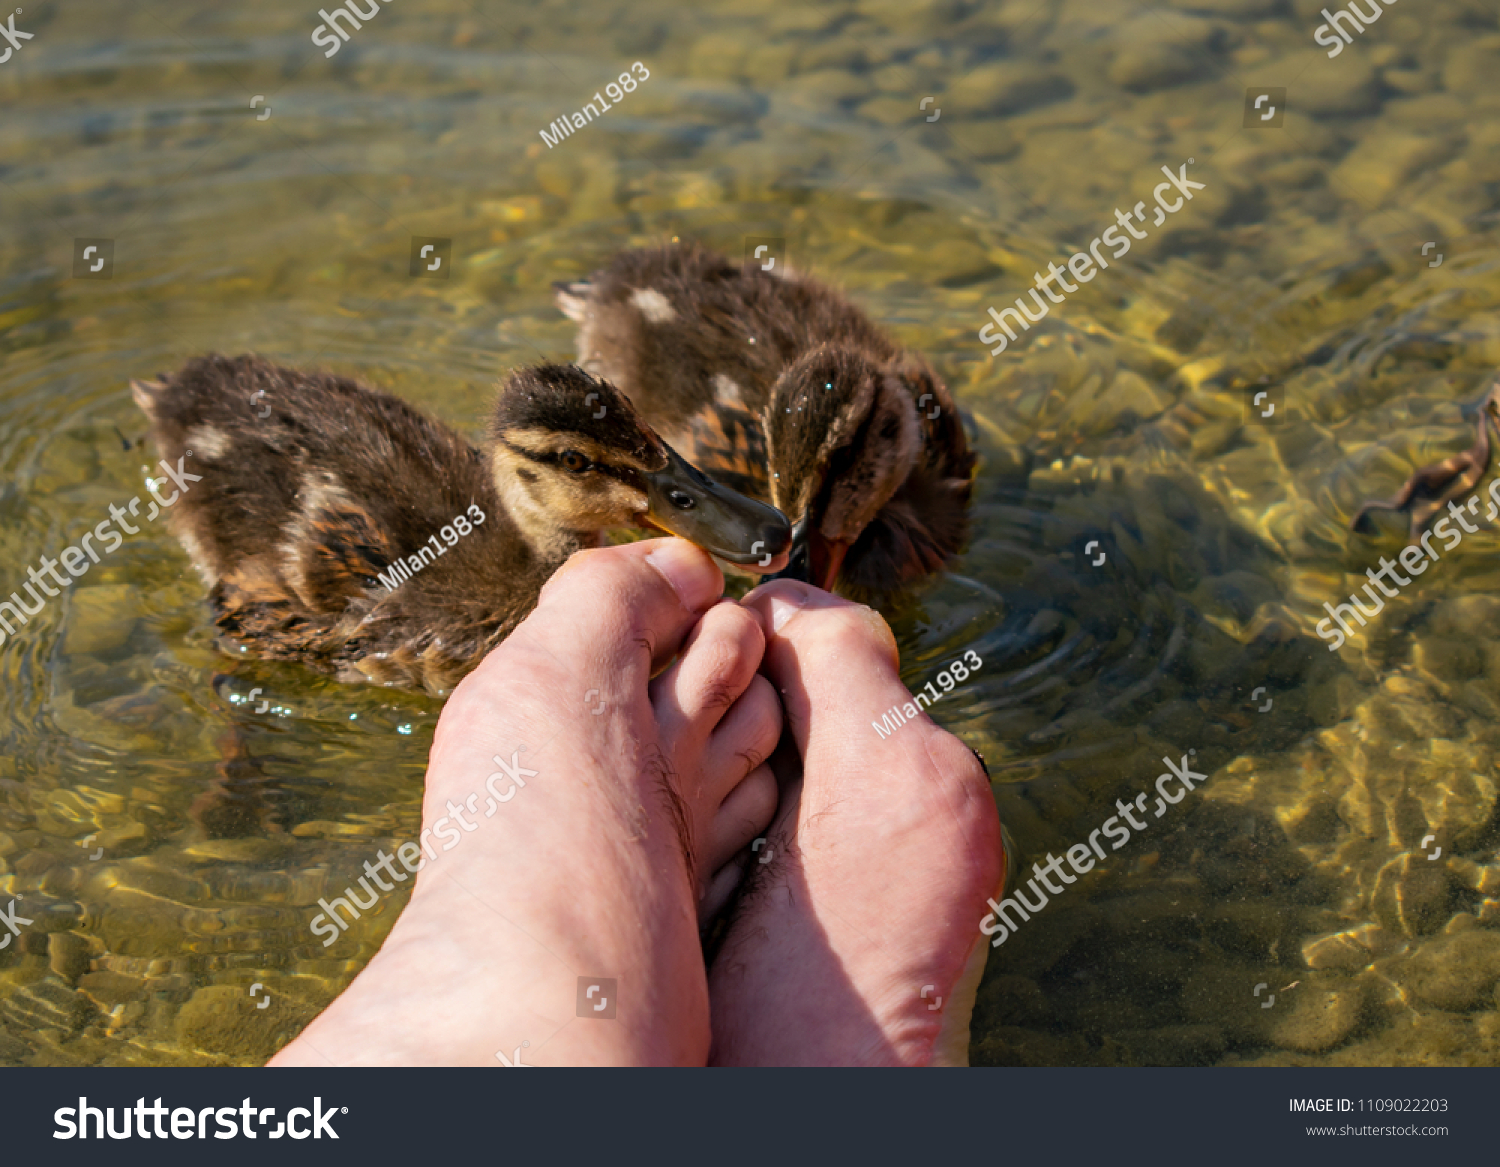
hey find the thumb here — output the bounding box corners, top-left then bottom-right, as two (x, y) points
(529, 537), (724, 680)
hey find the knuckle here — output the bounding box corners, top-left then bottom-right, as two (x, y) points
(799, 604), (898, 664)
(693, 600), (763, 655)
(697, 677), (740, 713)
(719, 600), (766, 651)
(685, 611), (763, 698)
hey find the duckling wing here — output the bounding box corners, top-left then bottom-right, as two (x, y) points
(658, 378), (773, 502)
(206, 484), (401, 657)
(555, 250), (793, 502)
(555, 281), (776, 497)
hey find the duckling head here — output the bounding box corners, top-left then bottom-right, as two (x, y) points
(762, 345), (921, 590)
(491, 364), (791, 570)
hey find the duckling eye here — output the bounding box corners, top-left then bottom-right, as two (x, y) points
(560, 450), (591, 473)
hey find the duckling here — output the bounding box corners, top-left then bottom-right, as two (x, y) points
(131, 353), (790, 695)
(555, 241), (975, 602)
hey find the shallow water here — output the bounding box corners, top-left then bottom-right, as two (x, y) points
(2, 0), (1499, 1065)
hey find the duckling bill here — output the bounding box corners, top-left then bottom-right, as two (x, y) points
(131, 354), (790, 695)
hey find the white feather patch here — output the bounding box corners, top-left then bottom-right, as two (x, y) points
(279, 473), (360, 601)
(176, 524), (218, 586)
(711, 373), (747, 411)
(629, 288), (677, 324)
(184, 424), (232, 460)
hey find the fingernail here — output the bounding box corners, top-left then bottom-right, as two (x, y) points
(767, 591), (805, 633)
(645, 539), (721, 613)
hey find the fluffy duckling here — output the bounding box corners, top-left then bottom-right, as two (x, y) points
(555, 241), (975, 601)
(131, 354), (790, 695)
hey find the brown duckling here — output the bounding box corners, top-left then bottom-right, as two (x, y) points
(555, 241), (975, 602)
(131, 353), (790, 695)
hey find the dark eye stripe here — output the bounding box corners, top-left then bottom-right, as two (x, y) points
(500, 439), (634, 484)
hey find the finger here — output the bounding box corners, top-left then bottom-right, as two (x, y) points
(713, 763), (778, 864)
(649, 600), (765, 747)
(740, 580), (900, 760)
(525, 537), (724, 683)
(700, 674), (782, 802)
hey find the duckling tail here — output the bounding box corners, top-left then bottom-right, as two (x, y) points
(129, 375), (168, 416)
(552, 280), (594, 322)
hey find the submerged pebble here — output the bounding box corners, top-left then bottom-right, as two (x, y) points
(1395, 931), (1500, 1013)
